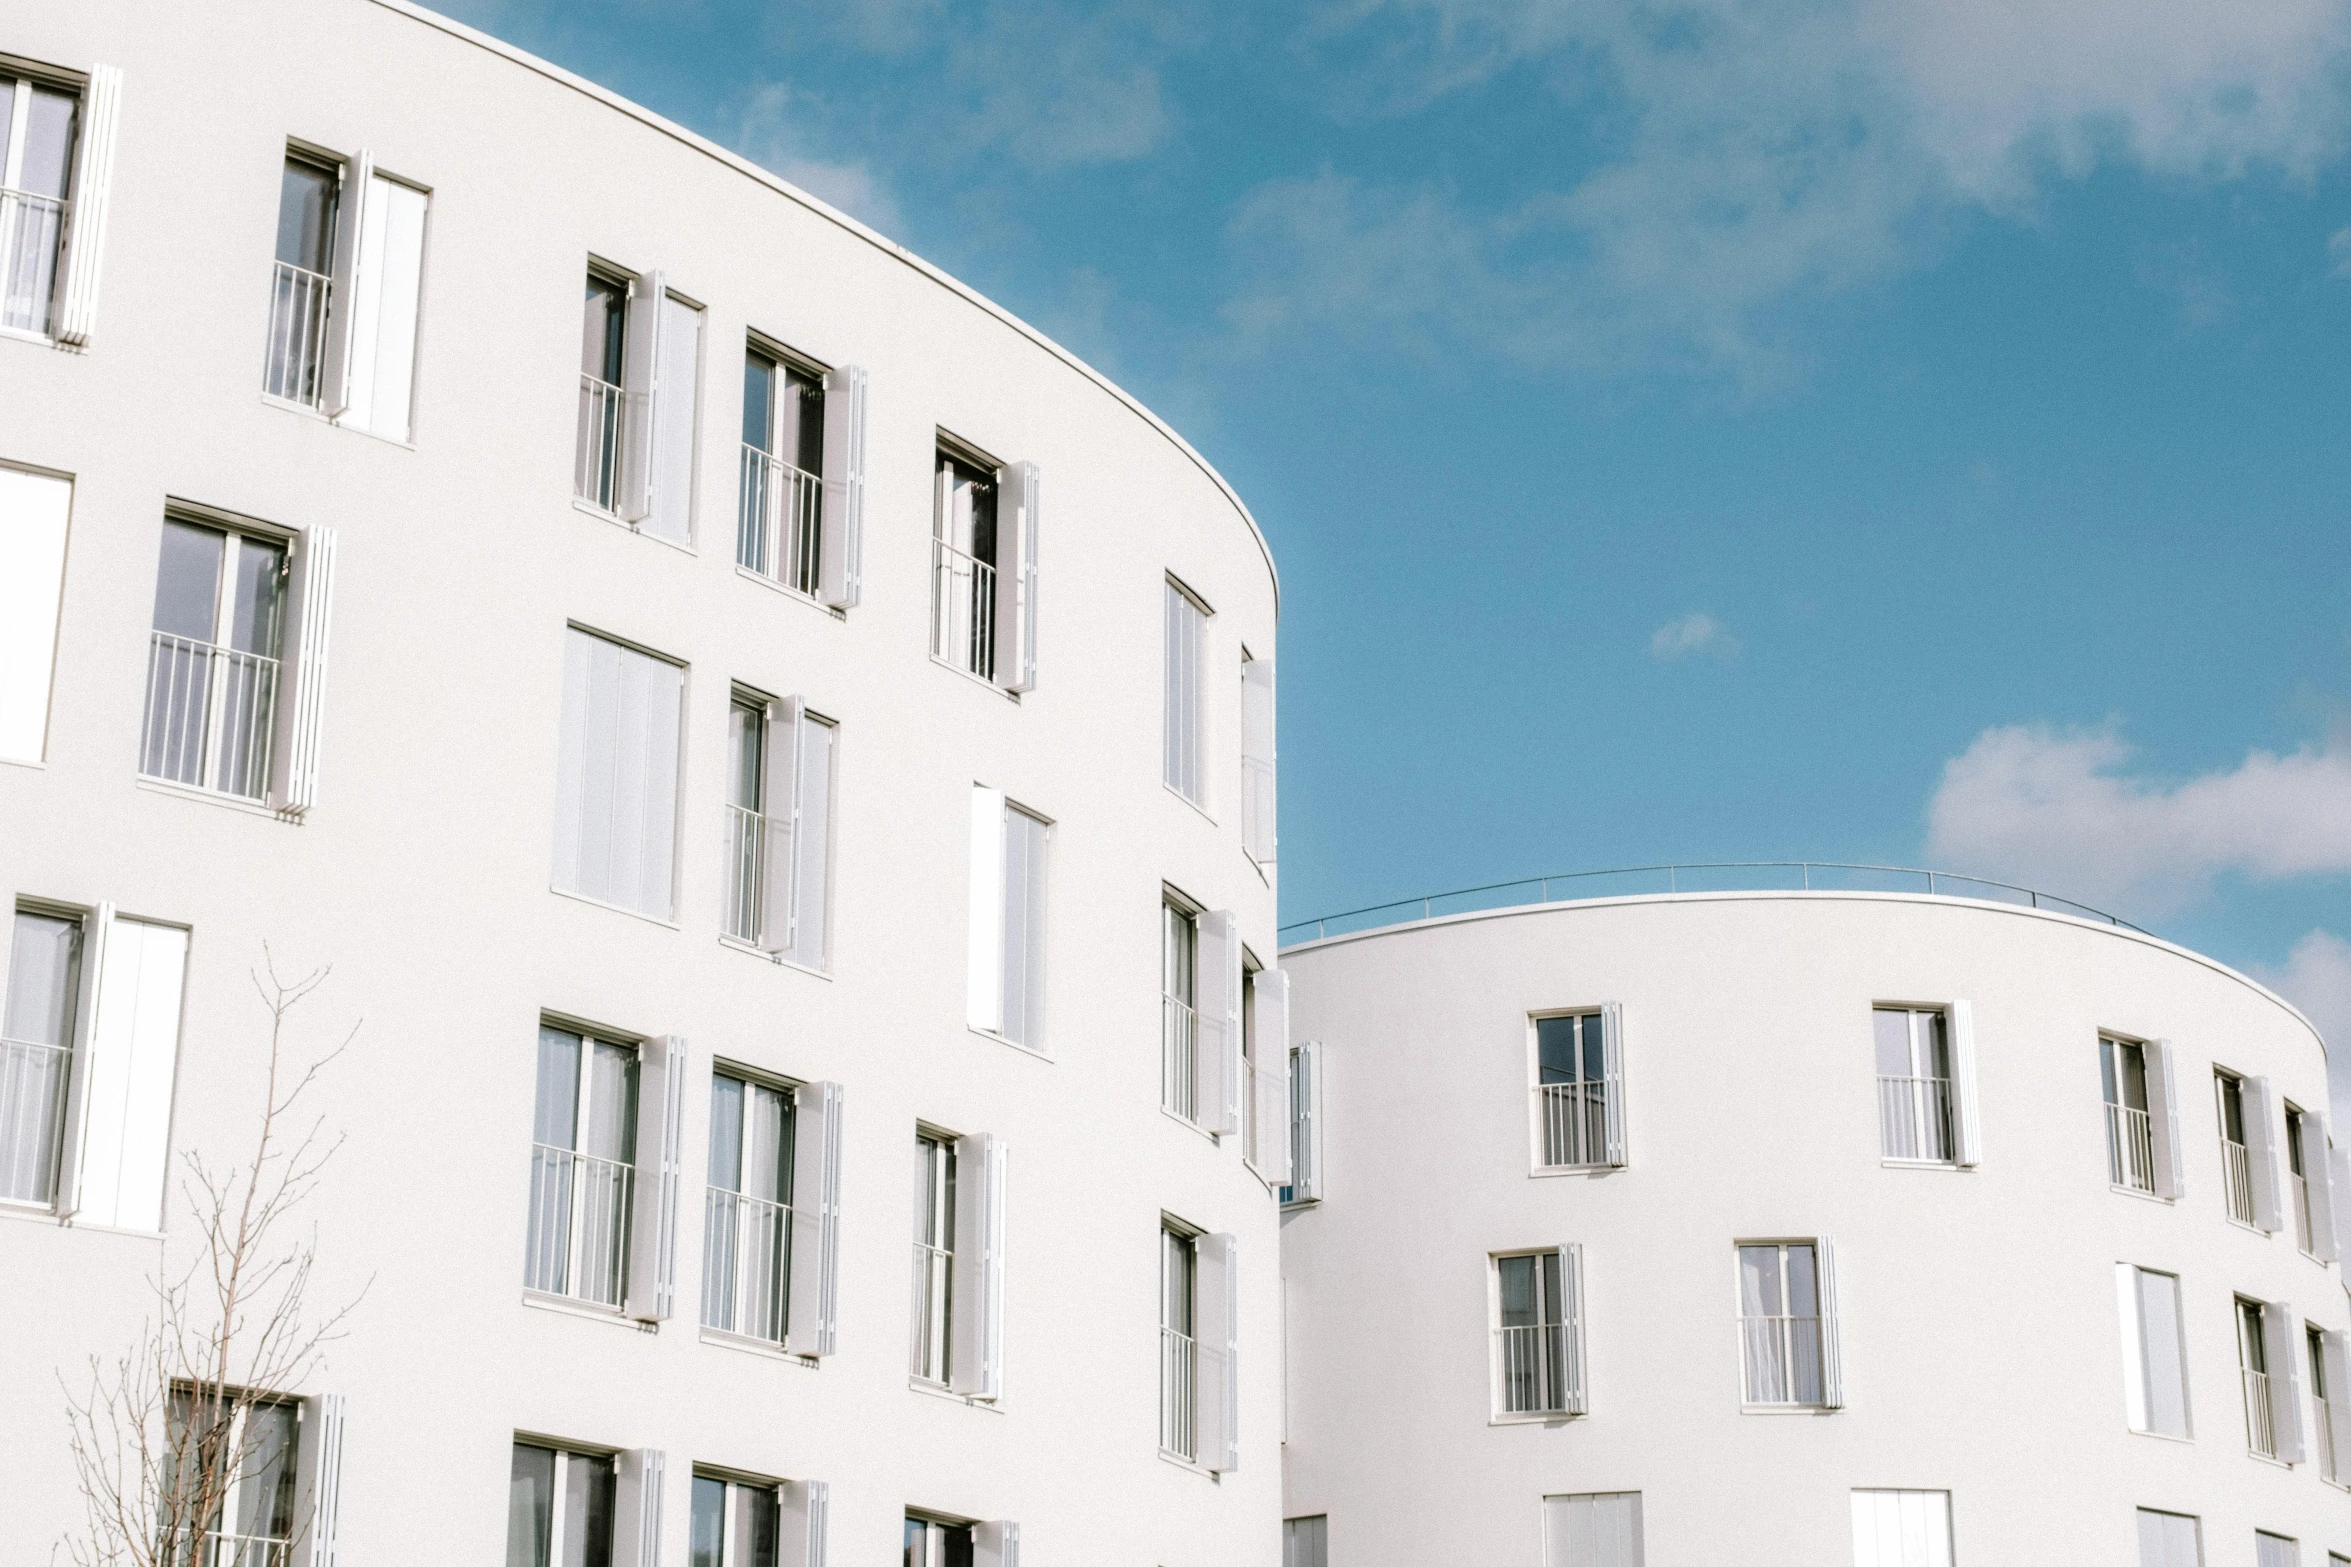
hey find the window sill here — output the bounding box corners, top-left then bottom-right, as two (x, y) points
(1739, 1404), (1838, 1416)
(0, 323), (60, 349)
(2246, 1449), (2293, 1470)
(1879, 1158), (1965, 1171)
(1163, 782), (1217, 826)
(734, 565), (847, 619)
(927, 653), (1021, 703)
(2127, 1426), (2195, 1445)
(717, 934), (833, 979)
(1528, 1163), (1619, 1180)
(907, 1378), (1006, 1414)
(1280, 1195), (1321, 1211)
(520, 1290), (652, 1331)
(3, 1206), (168, 1241)
(1156, 1449), (1221, 1482)
(0, 754), (48, 771)
(259, 393), (418, 449)
(968, 1025), (1050, 1062)
(698, 1327), (815, 1367)
(136, 775), (293, 822)
(1161, 1105), (1222, 1144)
(2108, 1182), (2170, 1204)
(575, 500), (697, 557)
(1489, 1409), (1581, 1427)
(549, 885), (681, 930)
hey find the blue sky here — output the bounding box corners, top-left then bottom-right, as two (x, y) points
(443, 0), (2351, 1081)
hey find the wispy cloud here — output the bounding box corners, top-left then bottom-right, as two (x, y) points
(729, 82), (906, 235)
(2250, 930), (2351, 1120)
(1922, 723), (2351, 915)
(1647, 612), (1739, 660)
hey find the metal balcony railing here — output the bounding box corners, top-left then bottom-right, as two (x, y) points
(724, 804), (767, 943)
(2245, 1367), (2278, 1458)
(2295, 1173), (2315, 1255)
(701, 1186), (790, 1343)
(0, 186), (65, 336)
(575, 374), (623, 511)
(1536, 1081), (1609, 1168)
(1741, 1314), (1827, 1406)
(2107, 1103), (2156, 1193)
(141, 633), (279, 801)
(0, 1035), (67, 1205)
(1878, 1074), (1954, 1162)
(1494, 1322), (1575, 1414)
(930, 538), (996, 680)
(1160, 1326), (1197, 1459)
(1161, 996), (1197, 1123)
(524, 1145), (633, 1308)
(737, 446), (823, 595)
(263, 260), (330, 406)
(2223, 1138), (2257, 1226)
(910, 1239), (953, 1382)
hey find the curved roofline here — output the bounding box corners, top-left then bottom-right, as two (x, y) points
(1279, 889), (2329, 1058)
(367, 0), (1280, 615)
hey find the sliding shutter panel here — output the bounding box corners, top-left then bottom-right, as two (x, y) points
(271, 524), (337, 814)
(2264, 1302), (2307, 1462)
(1947, 999), (1982, 1167)
(2247, 1077), (2285, 1232)
(341, 173), (427, 441)
(1599, 1002), (1628, 1168)
(976, 1522), (1020, 1567)
(780, 1479), (829, 1567)
(1816, 1236), (1845, 1409)
(2306, 1113), (2339, 1262)
(51, 901), (112, 1219)
(785, 1080), (843, 1356)
(2333, 1147), (2351, 1264)
(618, 270), (664, 522)
(1559, 1242), (1588, 1415)
(2325, 1332), (2351, 1476)
(1240, 658), (1276, 864)
(623, 1036), (685, 1321)
(318, 149), (373, 417)
(616, 1448), (666, 1567)
(950, 1132), (1006, 1399)
(56, 65), (122, 347)
(966, 787), (1007, 1033)
(1194, 911), (1241, 1135)
(2147, 1039), (2189, 1200)
(994, 462), (1039, 691)
(760, 697), (805, 954)
(1254, 971), (1292, 1183)
(1197, 1232), (1240, 1471)
(71, 917), (187, 1232)
(294, 1393), (345, 1567)
(1287, 1039), (1323, 1203)
(818, 365), (867, 608)
(645, 292), (702, 543)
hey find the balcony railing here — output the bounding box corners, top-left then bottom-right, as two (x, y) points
(1740, 1314), (1826, 1406)
(2106, 1103), (2156, 1193)
(2294, 1172), (2315, 1255)
(910, 1239), (952, 1383)
(930, 538), (996, 681)
(2224, 1138), (2257, 1226)
(1494, 1322), (1575, 1414)
(1536, 1081), (1608, 1168)
(576, 374), (623, 511)
(0, 1035), (67, 1206)
(141, 633), (279, 801)
(263, 260), (330, 406)
(2245, 1367), (2278, 1458)
(701, 1186), (789, 1343)
(1878, 1074), (1954, 1162)
(737, 446), (823, 595)
(1161, 996), (1197, 1123)
(1160, 1326), (1197, 1459)
(724, 804), (767, 944)
(196, 1533), (294, 1567)
(524, 1144), (633, 1308)
(0, 186), (65, 336)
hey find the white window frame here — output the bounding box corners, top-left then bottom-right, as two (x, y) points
(1163, 577), (1209, 808)
(0, 60), (113, 347)
(550, 624), (685, 923)
(966, 787), (1050, 1050)
(1, 899), (95, 1212)
(1735, 1237), (1842, 1410)
(2136, 1508), (2203, 1567)
(509, 1441), (618, 1567)
(1161, 894), (1200, 1124)
(1490, 1245), (1586, 1419)
(2102, 1035), (2159, 1196)
(910, 1127), (956, 1389)
(1529, 1006), (1626, 1172)
(699, 1064), (797, 1347)
(2117, 1263), (2193, 1440)
(1284, 1515), (1328, 1567)
(1240, 651), (1275, 865)
(1281, 1038), (1323, 1205)
(735, 337), (828, 599)
(929, 437), (1035, 694)
(0, 461), (73, 767)
(690, 1469), (784, 1567)
(168, 1386), (314, 1566)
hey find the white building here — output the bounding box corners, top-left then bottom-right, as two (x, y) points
(1277, 886), (2351, 1566)
(0, 1), (1287, 1562)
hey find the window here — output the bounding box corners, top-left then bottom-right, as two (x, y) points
(165, 1388), (299, 1566)
(1284, 1515), (1328, 1567)
(1159, 899), (1238, 1132)
(2215, 1069), (2269, 1228)
(702, 1070), (792, 1345)
(930, 445), (1039, 691)
(2137, 1509), (2201, 1567)
(1874, 1005), (1956, 1163)
(1492, 1247), (1585, 1417)
(1, 905), (80, 1206)
(720, 691), (833, 966)
(1737, 1240), (1842, 1408)
(551, 627), (683, 920)
(2308, 1324), (2347, 1484)
(1162, 899), (1198, 1121)
(0, 464), (69, 764)
(1163, 579), (1207, 804)
(911, 1130), (955, 1387)
(572, 264), (699, 539)
(690, 1473), (778, 1567)
(1241, 654), (1276, 863)
(1159, 1221), (1237, 1469)
(1534, 1009), (1625, 1170)
(265, 153), (337, 405)
(1281, 1039), (1324, 1205)
(966, 787), (1049, 1048)
(1, 63), (119, 344)
(904, 1516), (1015, 1567)
(2240, 1296), (2308, 1462)
(2286, 1103), (2337, 1259)
(1850, 1491), (1952, 1567)
(738, 346), (826, 595)
(2103, 1037), (2156, 1193)
(1243, 962), (1293, 1180)
(908, 1128), (1005, 1398)
(524, 1024), (642, 1310)
(578, 271), (627, 512)
(508, 1443), (615, 1567)
(2117, 1265), (2191, 1439)
(1543, 1493), (1641, 1567)
(1160, 1224), (1197, 1459)
(2258, 1535), (2300, 1567)
(263, 147), (427, 437)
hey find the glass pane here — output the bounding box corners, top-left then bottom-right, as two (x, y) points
(2100, 1041), (2120, 1108)
(582, 276), (626, 383)
(689, 1476), (725, 1567)
(226, 535), (286, 657)
(564, 1452), (616, 1567)
(708, 1074), (745, 1190)
(942, 1525), (974, 1567)
(728, 701), (764, 812)
(1580, 1016), (1603, 1084)
(1540, 1251), (1564, 1327)
(153, 520), (224, 641)
(1922, 1011), (1949, 1077)
(534, 1028), (582, 1150)
(236, 1401), (300, 1539)
(5, 910), (81, 1046)
(583, 1041), (639, 1164)
(903, 1519), (926, 1567)
(1738, 1245), (1781, 1317)
(19, 84), (77, 200)
(2120, 1045), (2148, 1110)
(1497, 1255), (1537, 1328)
(787, 367), (825, 475)
(2220, 1075), (2245, 1141)
(746, 1081), (790, 1203)
(1163, 1230), (1194, 1335)
(739, 1485), (780, 1567)
(276, 159), (337, 272)
(1785, 1244), (1819, 1316)
(742, 352), (775, 450)
(1872, 1009), (1910, 1077)
(1535, 1016), (1578, 1085)
(507, 1445), (556, 1567)
(0, 80), (12, 181)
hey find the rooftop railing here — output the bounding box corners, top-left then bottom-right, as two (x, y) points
(1280, 862), (2149, 945)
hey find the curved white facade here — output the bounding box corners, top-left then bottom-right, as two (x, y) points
(1280, 893), (2351, 1564)
(0, 2), (1283, 1563)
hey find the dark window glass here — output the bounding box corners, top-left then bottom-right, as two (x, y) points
(276, 158), (337, 272)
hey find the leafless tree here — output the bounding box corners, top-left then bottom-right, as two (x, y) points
(61, 950), (363, 1567)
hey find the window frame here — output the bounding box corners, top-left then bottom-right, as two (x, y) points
(929, 432), (1017, 693)
(1488, 1245), (1584, 1420)
(167, 1383), (304, 1563)
(689, 1467), (784, 1567)
(509, 1439), (618, 1567)
(1159, 1216), (1202, 1463)
(0, 897), (95, 1212)
(910, 1126), (958, 1388)
(2118, 1262), (2194, 1441)
(549, 622), (688, 926)
(1162, 575), (1211, 810)
(700, 1062), (799, 1348)
(1734, 1237), (1836, 1411)
(734, 333), (831, 601)
(2101, 1033), (2160, 1197)
(1527, 1007), (1616, 1174)
(2214, 1067), (2261, 1230)
(1872, 1003), (1955, 1166)
(523, 1017), (645, 1312)
(0, 60), (86, 346)
(138, 504), (305, 809)
(1160, 890), (1203, 1125)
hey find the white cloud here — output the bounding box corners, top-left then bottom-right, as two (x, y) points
(2250, 930), (2351, 1121)
(1647, 612), (1738, 660)
(1922, 724), (2351, 916)
(729, 82), (906, 236)
(2329, 225), (2351, 277)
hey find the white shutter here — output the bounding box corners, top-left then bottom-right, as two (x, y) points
(1816, 1236), (1844, 1409)
(2305, 1113), (2339, 1262)
(51, 901), (112, 1218)
(975, 1522), (1020, 1567)
(817, 365), (866, 607)
(2246, 1077), (2286, 1232)
(1197, 1232), (1240, 1471)
(2324, 1332), (2351, 1478)
(2115, 1265), (2149, 1431)
(1599, 1002), (1627, 1168)
(340, 173), (427, 441)
(69, 917), (187, 1232)
(1558, 1242), (1588, 1416)
(1287, 1040), (1323, 1203)
(294, 1393), (346, 1567)
(2333, 1147), (2351, 1264)
(1947, 1000), (1982, 1167)
(616, 1448), (666, 1567)
(1544, 1493), (1642, 1567)
(1194, 911), (1241, 1135)
(994, 461), (1039, 691)
(618, 270), (663, 522)
(780, 1479), (829, 1567)
(2146, 1039), (2188, 1200)
(785, 1080), (843, 1356)
(1253, 971), (1292, 1183)
(645, 292), (702, 543)
(318, 148), (372, 417)
(950, 1131), (1006, 1400)
(1240, 659), (1276, 864)
(270, 524), (337, 815)
(761, 697), (804, 954)
(2264, 1302), (2307, 1463)
(966, 787), (1007, 1033)
(624, 1037), (685, 1321)
(56, 65), (123, 348)
(0, 466), (73, 766)
(551, 630), (681, 920)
